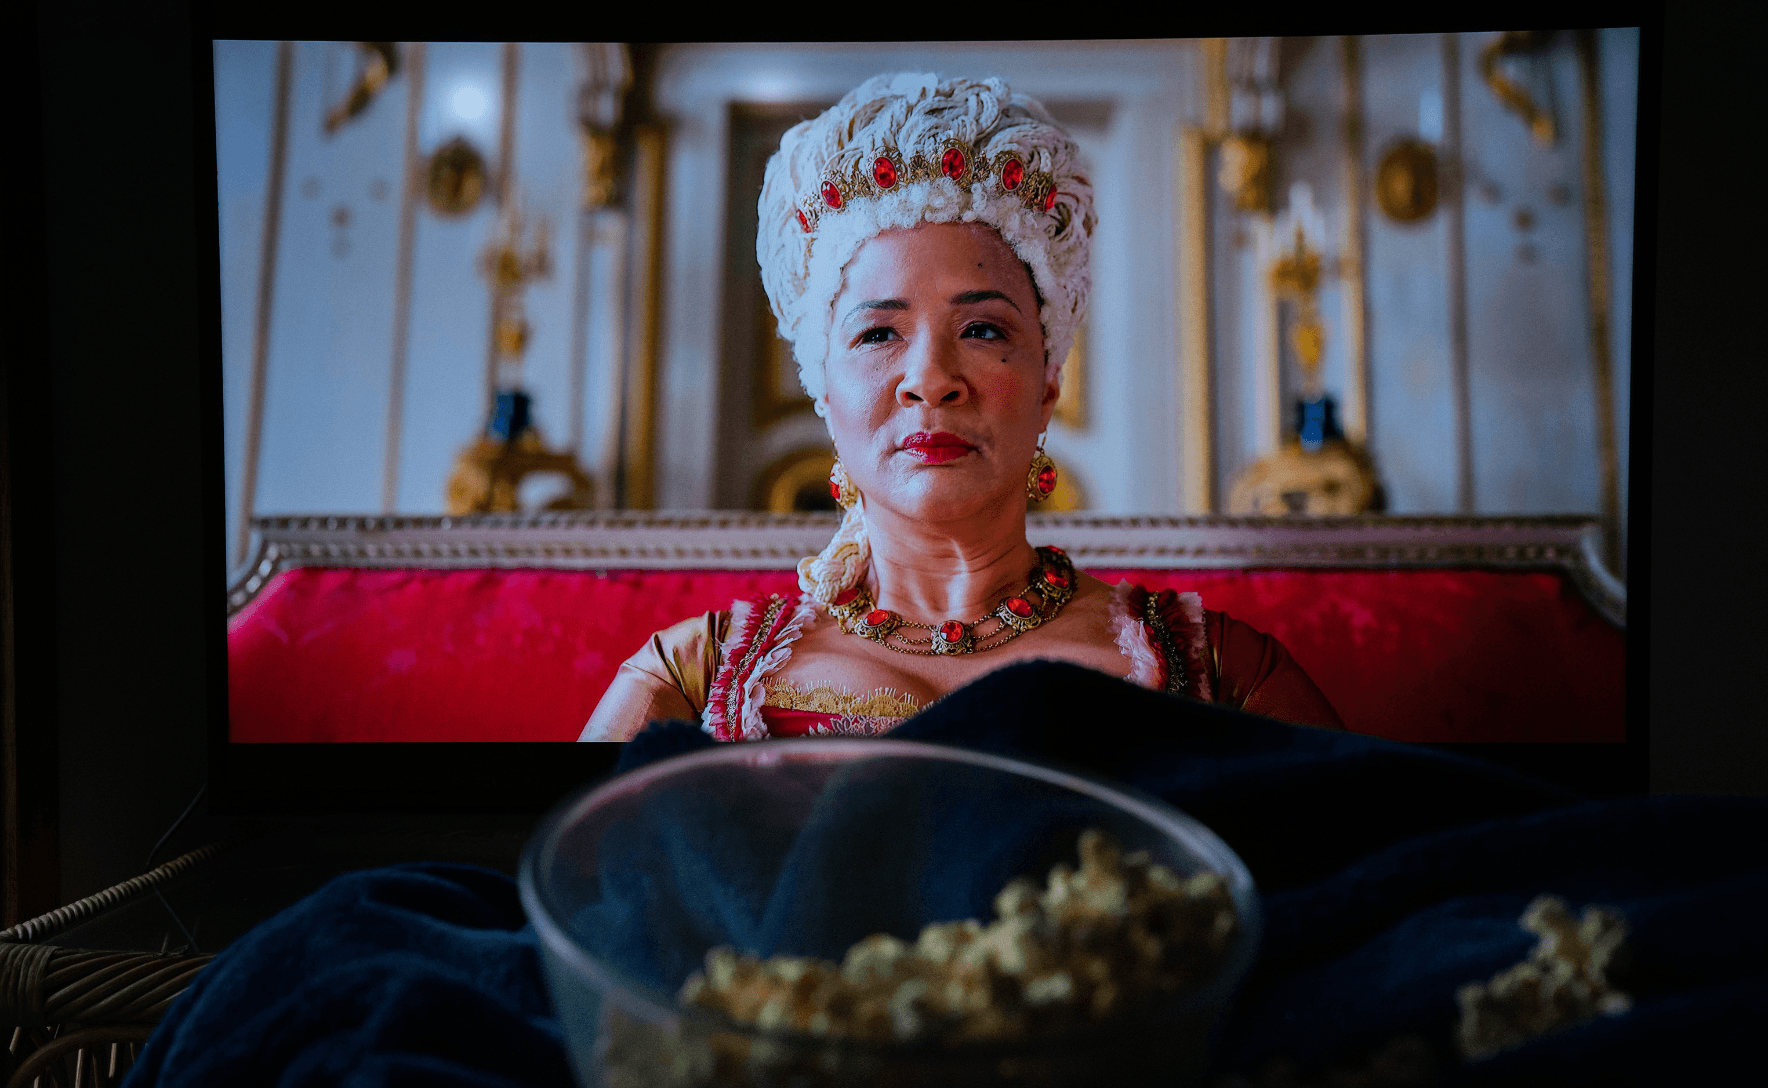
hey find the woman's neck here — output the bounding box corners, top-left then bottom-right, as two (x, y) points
(859, 501), (1040, 622)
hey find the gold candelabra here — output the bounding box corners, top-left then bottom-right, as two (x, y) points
(444, 201), (595, 514)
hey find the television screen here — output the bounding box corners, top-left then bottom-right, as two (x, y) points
(210, 36), (1642, 809)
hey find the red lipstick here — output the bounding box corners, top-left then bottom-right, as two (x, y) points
(901, 432), (976, 465)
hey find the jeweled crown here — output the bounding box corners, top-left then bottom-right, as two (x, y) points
(797, 138), (1069, 238)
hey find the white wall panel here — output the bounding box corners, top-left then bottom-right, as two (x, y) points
(213, 40), (279, 569)
(256, 41), (404, 516)
(1360, 33), (1460, 514)
(1458, 32), (1600, 515)
(395, 42), (502, 513)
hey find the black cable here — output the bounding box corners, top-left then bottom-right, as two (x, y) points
(146, 783), (207, 871)
(146, 784), (207, 954)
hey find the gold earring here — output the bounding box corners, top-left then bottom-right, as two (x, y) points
(829, 458), (858, 509)
(1026, 441), (1057, 502)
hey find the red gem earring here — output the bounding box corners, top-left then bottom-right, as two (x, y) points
(1026, 437), (1057, 503)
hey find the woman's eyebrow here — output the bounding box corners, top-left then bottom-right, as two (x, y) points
(842, 298), (908, 325)
(951, 289), (1020, 311)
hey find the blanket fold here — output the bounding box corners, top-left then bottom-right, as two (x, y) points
(129, 662), (1765, 1086)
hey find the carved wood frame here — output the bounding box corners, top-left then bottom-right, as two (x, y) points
(228, 513), (1625, 628)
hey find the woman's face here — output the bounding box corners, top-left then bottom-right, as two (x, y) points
(823, 222), (1056, 525)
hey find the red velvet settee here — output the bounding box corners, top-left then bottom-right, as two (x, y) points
(225, 514), (1627, 744)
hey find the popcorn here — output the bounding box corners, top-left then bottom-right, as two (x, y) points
(678, 829), (1237, 1048)
(1455, 894), (1632, 1061)
(603, 830), (1239, 1087)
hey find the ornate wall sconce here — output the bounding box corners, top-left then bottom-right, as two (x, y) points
(478, 201), (551, 391)
(577, 43), (632, 210)
(579, 127), (619, 209)
(1375, 137), (1440, 223)
(1481, 31), (1558, 146)
(1216, 37), (1285, 215)
(1269, 220), (1329, 416)
(1227, 187), (1381, 516)
(1219, 133), (1275, 215)
(446, 202), (596, 514)
(324, 42), (399, 135)
(426, 136), (488, 217)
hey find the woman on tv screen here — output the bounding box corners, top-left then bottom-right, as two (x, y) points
(582, 73), (1343, 742)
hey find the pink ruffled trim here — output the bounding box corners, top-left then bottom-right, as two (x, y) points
(1167, 590), (1212, 703)
(735, 596), (819, 741)
(702, 599), (756, 739)
(1108, 582), (1212, 701)
(1109, 582), (1162, 690)
(701, 594), (819, 742)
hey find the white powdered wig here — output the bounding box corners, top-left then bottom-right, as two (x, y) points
(758, 72), (1095, 413)
(758, 72), (1095, 601)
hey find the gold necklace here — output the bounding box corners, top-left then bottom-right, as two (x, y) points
(827, 546), (1077, 656)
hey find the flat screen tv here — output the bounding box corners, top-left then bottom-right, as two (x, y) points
(200, 30), (1653, 813)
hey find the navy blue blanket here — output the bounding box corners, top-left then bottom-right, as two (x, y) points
(126, 662), (1767, 1086)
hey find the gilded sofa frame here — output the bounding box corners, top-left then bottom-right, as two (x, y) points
(227, 513), (1625, 628)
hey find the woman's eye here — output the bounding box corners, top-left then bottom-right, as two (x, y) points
(962, 323), (1005, 340)
(858, 326), (899, 344)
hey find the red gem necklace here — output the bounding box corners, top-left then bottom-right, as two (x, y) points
(828, 546), (1077, 656)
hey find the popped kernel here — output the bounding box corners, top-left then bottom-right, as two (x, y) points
(677, 828), (1239, 1055)
(1455, 894), (1633, 1062)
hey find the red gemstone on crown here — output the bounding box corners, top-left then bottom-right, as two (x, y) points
(1001, 159), (1025, 191)
(939, 620), (967, 642)
(1045, 545), (1065, 555)
(941, 148), (966, 179)
(1043, 188), (1058, 212)
(873, 156), (898, 189)
(797, 209), (810, 231)
(829, 480), (842, 500)
(1036, 466), (1058, 494)
(864, 609), (893, 627)
(1045, 571), (1070, 590)
(1005, 597), (1034, 618)
(822, 182), (843, 209)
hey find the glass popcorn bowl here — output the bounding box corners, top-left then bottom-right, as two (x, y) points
(520, 739), (1261, 1088)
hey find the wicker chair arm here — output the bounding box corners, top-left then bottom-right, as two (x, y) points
(1, 944), (213, 1029)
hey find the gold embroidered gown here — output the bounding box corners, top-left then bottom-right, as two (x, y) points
(580, 582), (1344, 741)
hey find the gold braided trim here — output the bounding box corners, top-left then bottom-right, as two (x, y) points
(724, 595), (791, 733)
(1142, 592), (1189, 696)
(762, 680), (922, 718)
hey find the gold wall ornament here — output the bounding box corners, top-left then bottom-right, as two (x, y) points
(1269, 222), (1324, 298)
(579, 125), (619, 209)
(444, 203), (587, 514)
(1269, 221), (1329, 399)
(445, 391), (595, 514)
(753, 447), (840, 513)
(1227, 438), (1380, 516)
(324, 42), (399, 135)
(445, 435), (597, 514)
(1481, 31), (1558, 146)
(426, 136), (488, 217)
(478, 201), (551, 390)
(1218, 132), (1275, 214)
(576, 43), (631, 209)
(1375, 138), (1441, 224)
